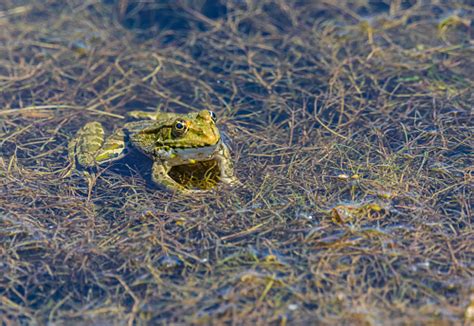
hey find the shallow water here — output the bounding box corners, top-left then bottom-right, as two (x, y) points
(0, 0), (473, 324)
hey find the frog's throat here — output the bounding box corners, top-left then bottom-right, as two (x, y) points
(158, 135), (221, 149)
(154, 139), (221, 163)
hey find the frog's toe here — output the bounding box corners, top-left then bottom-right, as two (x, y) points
(221, 176), (242, 187)
(182, 188), (207, 195)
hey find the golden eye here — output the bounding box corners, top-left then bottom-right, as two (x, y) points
(209, 110), (217, 122)
(175, 121), (185, 130)
(173, 120), (188, 137)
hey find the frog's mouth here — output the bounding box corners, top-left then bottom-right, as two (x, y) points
(155, 139), (221, 164)
(169, 158), (220, 190)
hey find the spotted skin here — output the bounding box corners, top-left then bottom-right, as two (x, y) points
(68, 109), (239, 193)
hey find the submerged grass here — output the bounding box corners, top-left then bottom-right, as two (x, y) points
(0, 0), (473, 324)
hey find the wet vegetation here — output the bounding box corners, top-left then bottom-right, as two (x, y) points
(0, 0), (473, 324)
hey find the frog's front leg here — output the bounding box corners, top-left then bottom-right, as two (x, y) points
(69, 122), (127, 168)
(152, 161), (201, 194)
(214, 143), (240, 185)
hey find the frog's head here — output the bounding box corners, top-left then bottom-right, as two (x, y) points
(133, 110), (221, 157)
(167, 110), (220, 148)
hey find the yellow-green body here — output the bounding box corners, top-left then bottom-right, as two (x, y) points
(68, 109), (238, 193)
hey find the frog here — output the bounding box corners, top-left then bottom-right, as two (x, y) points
(67, 109), (239, 193)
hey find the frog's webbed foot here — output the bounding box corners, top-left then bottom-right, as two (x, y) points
(128, 110), (157, 120)
(68, 122), (128, 169)
(128, 105), (163, 120)
(215, 142), (240, 186)
(152, 162), (204, 194)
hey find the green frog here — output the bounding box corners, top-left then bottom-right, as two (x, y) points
(68, 109), (238, 193)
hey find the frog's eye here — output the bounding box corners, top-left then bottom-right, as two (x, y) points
(209, 110), (217, 122)
(173, 120), (188, 137)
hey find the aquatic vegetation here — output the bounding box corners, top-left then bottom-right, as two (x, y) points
(0, 0), (472, 324)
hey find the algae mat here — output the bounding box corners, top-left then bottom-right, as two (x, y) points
(0, 1), (472, 324)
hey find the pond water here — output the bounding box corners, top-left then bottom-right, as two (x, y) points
(0, 0), (473, 324)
